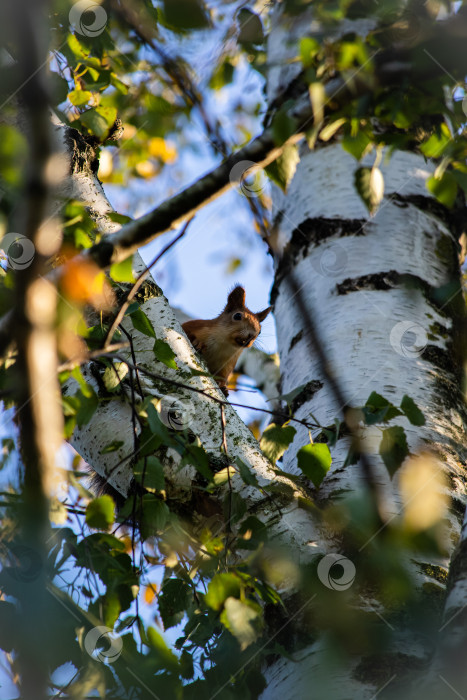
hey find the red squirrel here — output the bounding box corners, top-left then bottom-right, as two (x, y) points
(182, 286), (271, 396)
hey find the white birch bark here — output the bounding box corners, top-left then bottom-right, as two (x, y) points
(258, 6), (467, 699)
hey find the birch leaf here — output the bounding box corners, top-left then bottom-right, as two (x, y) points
(86, 495), (115, 530)
(380, 426), (409, 477)
(297, 443), (331, 488)
(355, 166), (384, 214)
(130, 307), (156, 338)
(265, 144), (299, 191)
(134, 456), (165, 492)
(153, 339), (177, 369)
(319, 117), (346, 141)
(220, 597), (262, 650)
(110, 256), (134, 282)
(363, 392), (402, 425)
(102, 362), (129, 391)
(400, 395), (425, 426)
(205, 573), (241, 611)
(426, 173), (458, 208)
(260, 424), (296, 464)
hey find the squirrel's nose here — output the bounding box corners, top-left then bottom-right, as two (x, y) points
(235, 333), (256, 347)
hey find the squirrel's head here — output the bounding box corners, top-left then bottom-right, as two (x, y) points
(220, 286), (272, 349)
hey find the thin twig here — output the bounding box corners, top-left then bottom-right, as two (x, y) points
(57, 342), (129, 373)
(112, 356), (322, 431)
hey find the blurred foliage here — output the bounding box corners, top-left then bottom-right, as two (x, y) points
(0, 0), (466, 697)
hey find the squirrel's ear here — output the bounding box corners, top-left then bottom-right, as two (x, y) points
(256, 306), (272, 323)
(225, 286), (246, 311)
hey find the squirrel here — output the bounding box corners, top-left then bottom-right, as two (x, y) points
(182, 286), (271, 396)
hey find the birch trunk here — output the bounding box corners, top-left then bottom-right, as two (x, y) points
(257, 7), (467, 699)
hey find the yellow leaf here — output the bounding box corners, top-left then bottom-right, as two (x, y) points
(60, 257), (115, 311)
(122, 536), (133, 553)
(319, 118), (346, 142)
(148, 137), (177, 163)
(164, 551), (178, 568)
(136, 160), (157, 179)
(144, 584), (158, 605)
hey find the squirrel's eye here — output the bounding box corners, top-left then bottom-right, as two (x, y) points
(232, 312), (243, 321)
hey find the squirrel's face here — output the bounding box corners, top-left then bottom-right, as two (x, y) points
(226, 309), (261, 348)
(219, 285), (272, 350)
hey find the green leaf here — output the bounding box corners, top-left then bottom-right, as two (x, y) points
(363, 392), (402, 425)
(299, 37), (320, 67)
(100, 440), (124, 454)
(426, 173), (458, 208)
(102, 362), (129, 392)
(319, 118), (346, 142)
(75, 388), (98, 427)
(110, 73), (129, 94)
(80, 108), (111, 140)
(159, 579), (191, 629)
(238, 516), (268, 548)
(50, 73), (70, 104)
(146, 402), (174, 444)
(98, 591), (121, 628)
(141, 494), (169, 534)
(235, 457), (259, 487)
(237, 8), (264, 45)
(134, 456), (165, 492)
(96, 105), (117, 128)
(224, 491), (247, 524)
(68, 89), (92, 107)
(147, 627), (179, 670)
(80, 106), (117, 141)
(162, 0), (210, 29)
(181, 445), (213, 481)
(297, 443), (331, 488)
(271, 110), (296, 146)
(420, 124), (451, 158)
(342, 129), (372, 160)
(86, 324), (117, 349)
(153, 339), (178, 369)
(213, 466), (236, 486)
(220, 597), (262, 650)
(400, 395), (425, 426)
(355, 166), (384, 214)
(67, 33), (89, 58)
(260, 424), (296, 464)
(86, 495), (115, 530)
(180, 650), (194, 680)
(107, 212), (133, 225)
(209, 59), (234, 90)
(71, 367), (93, 397)
(130, 307), (156, 338)
(110, 256), (134, 283)
(379, 426), (409, 477)
(206, 573), (241, 611)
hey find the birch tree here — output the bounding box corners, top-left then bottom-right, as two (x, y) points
(0, 1), (466, 699)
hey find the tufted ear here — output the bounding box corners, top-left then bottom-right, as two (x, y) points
(224, 285), (246, 311)
(256, 306), (272, 323)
